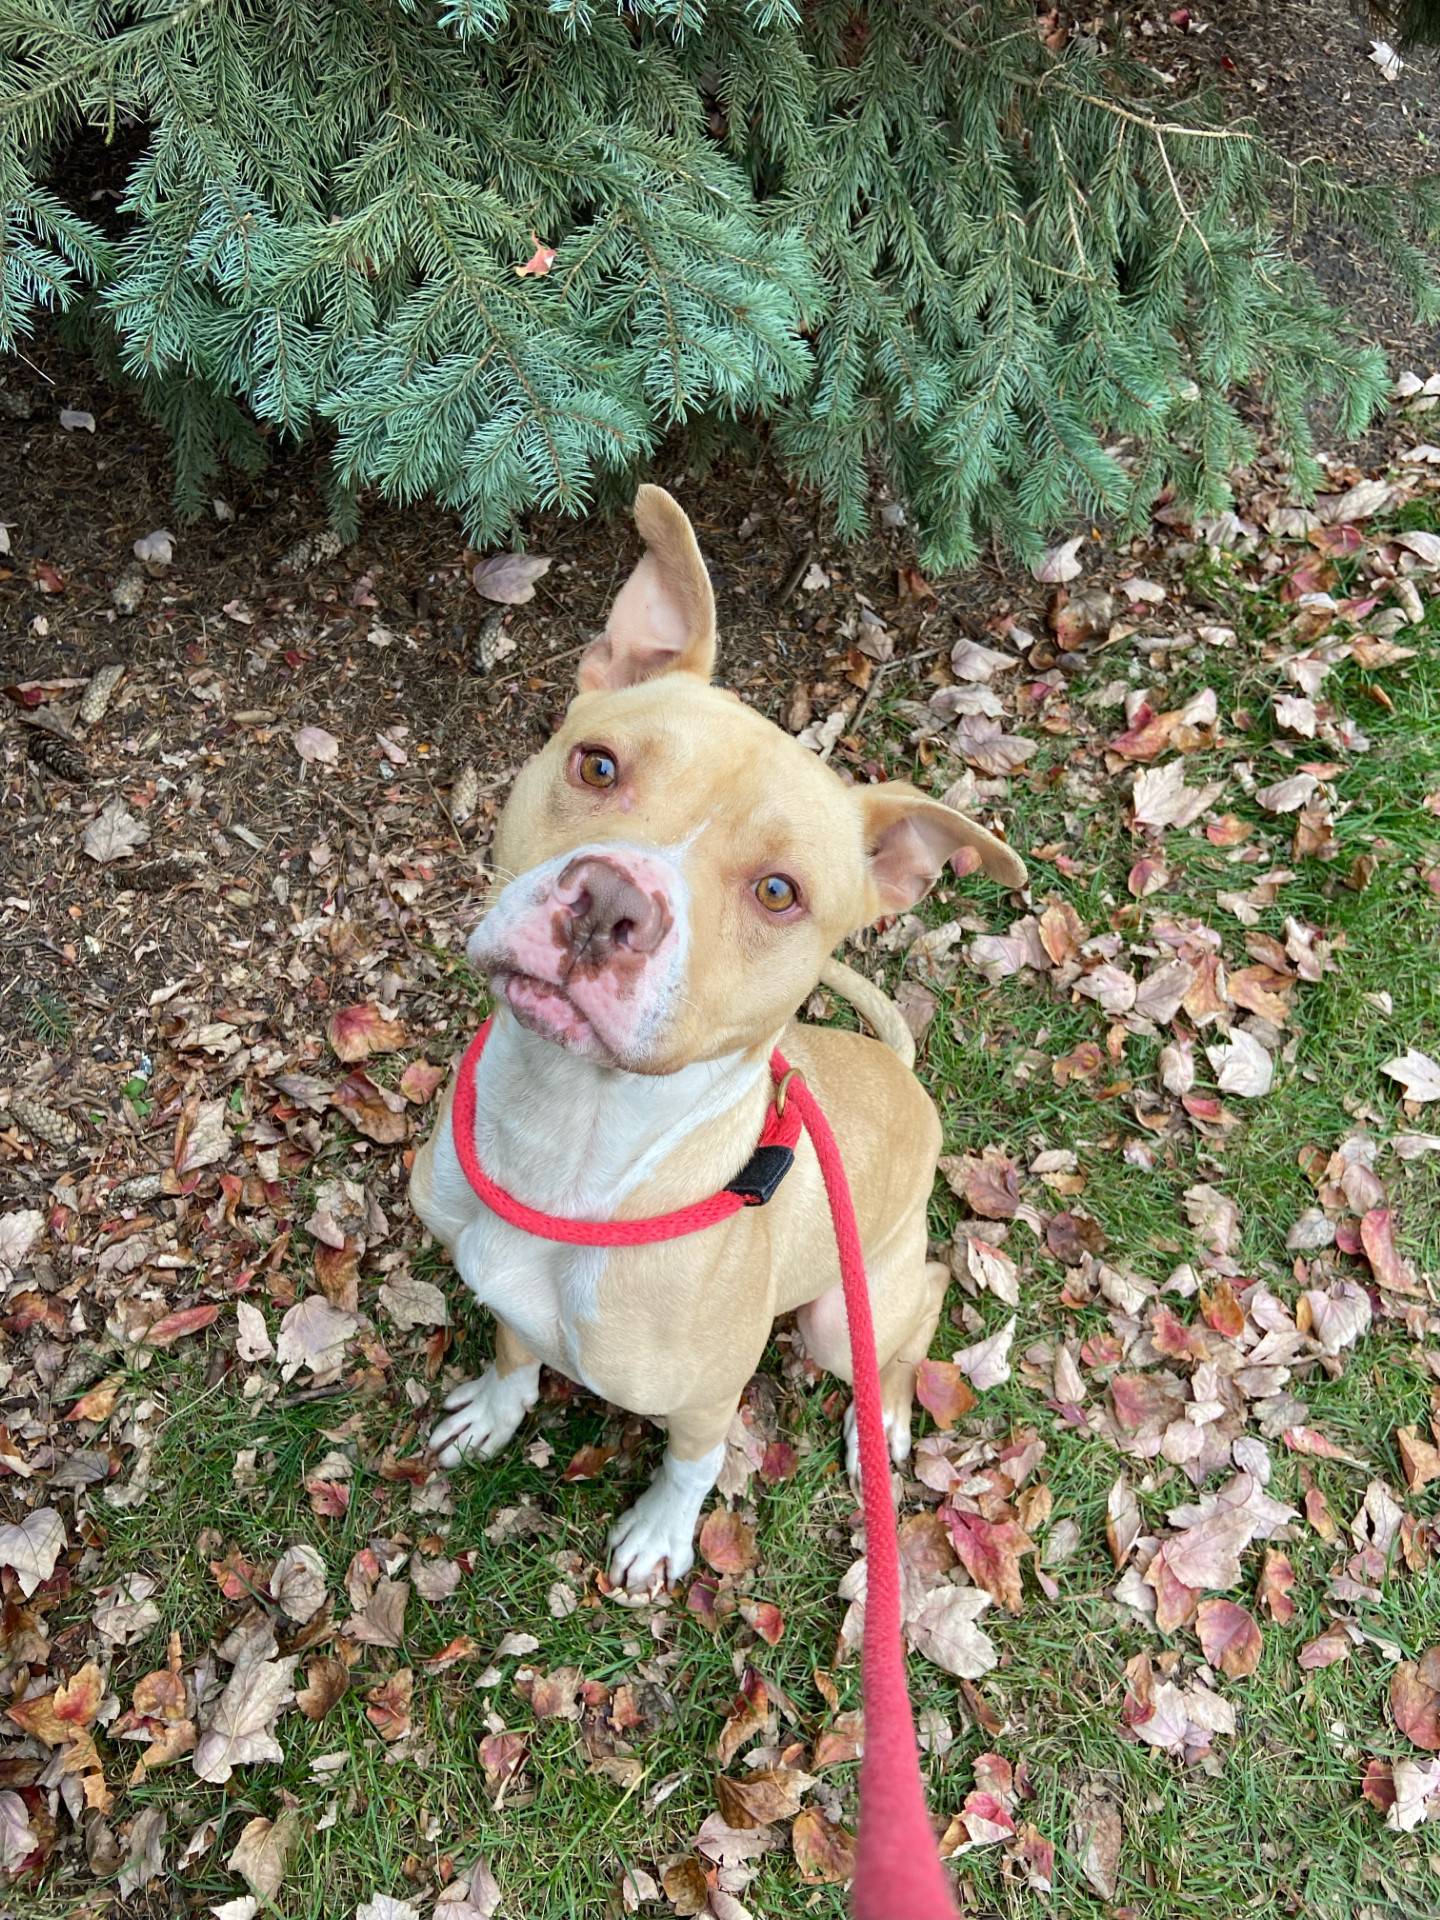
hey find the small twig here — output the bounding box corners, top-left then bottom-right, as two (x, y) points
(279, 1382), (352, 1409)
(819, 635), (953, 761)
(774, 542), (814, 610)
(486, 637), (589, 692)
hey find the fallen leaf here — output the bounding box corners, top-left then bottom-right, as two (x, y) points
(716, 1667), (769, 1766)
(699, 1509), (759, 1575)
(1205, 1027), (1274, 1099)
(378, 1276), (450, 1331)
(1256, 1550), (1297, 1624)
(1162, 1505), (1256, 1592)
(275, 1295), (359, 1378)
(192, 1653), (297, 1783)
(1382, 1049), (1440, 1103)
(346, 1578), (410, 1648)
(1359, 1207), (1421, 1293)
(228, 1812), (296, 1903)
(514, 233), (556, 278)
(1133, 760), (1222, 830)
(399, 1060), (446, 1105)
(0, 1210), (45, 1283)
(434, 1857), (504, 1918)
(82, 795), (150, 863)
(1299, 1626), (1351, 1671)
(1398, 1426), (1440, 1493)
(1255, 772), (1318, 814)
(915, 1360), (977, 1429)
(1032, 536), (1084, 584)
(119, 1806), (167, 1899)
(791, 1807), (856, 1884)
(0, 1507), (66, 1597)
(943, 1511), (1031, 1614)
(296, 1654), (349, 1721)
(1195, 1598), (1263, 1677)
(715, 1767), (804, 1828)
(133, 529), (174, 565)
(328, 1003), (408, 1062)
(0, 1790), (37, 1873)
(270, 1544), (327, 1624)
(907, 1584), (998, 1678)
(954, 1316), (1016, 1391)
(145, 1302), (222, 1347)
(293, 725), (340, 765)
(1070, 1793), (1122, 1900)
(332, 1071), (409, 1144)
(356, 1899), (421, 1920)
(1392, 1651), (1440, 1751)
(365, 1668), (413, 1741)
(472, 553), (551, 605)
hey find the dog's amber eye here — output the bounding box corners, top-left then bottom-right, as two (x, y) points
(577, 748), (618, 789)
(755, 874), (798, 913)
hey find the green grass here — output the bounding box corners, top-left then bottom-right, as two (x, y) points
(35, 527), (1440, 1920)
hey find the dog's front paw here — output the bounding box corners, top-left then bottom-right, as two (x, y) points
(843, 1399), (912, 1488)
(430, 1364), (538, 1467)
(607, 1480), (699, 1595)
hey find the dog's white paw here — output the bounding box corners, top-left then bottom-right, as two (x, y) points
(607, 1481), (699, 1595)
(430, 1364), (539, 1467)
(844, 1400), (912, 1486)
(606, 1443), (724, 1594)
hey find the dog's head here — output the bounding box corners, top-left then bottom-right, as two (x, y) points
(469, 487), (1026, 1072)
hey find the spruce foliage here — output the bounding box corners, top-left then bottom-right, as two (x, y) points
(3, 1), (1436, 566)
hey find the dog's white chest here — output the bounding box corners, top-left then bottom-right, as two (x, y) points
(417, 1017), (760, 1389)
(458, 1212), (605, 1381)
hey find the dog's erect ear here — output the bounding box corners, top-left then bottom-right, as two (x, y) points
(857, 782), (1027, 916)
(578, 486), (717, 692)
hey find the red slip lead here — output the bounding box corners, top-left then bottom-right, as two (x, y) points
(451, 1021), (959, 1920)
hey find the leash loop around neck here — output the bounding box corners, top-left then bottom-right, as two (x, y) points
(449, 1014), (959, 1919)
(450, 1018), (803, 1247)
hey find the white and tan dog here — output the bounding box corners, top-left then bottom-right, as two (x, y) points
(410, 488), (1025, 1593)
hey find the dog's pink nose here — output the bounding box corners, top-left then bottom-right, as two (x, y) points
(556, 856), (669, 963)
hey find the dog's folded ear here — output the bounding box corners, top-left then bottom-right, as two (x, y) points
(857, 782), (1027, 914)
(578, 486), (717, 692)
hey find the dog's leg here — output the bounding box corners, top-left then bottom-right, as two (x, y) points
(798, 1248), (949, 1480)
(606, 1401), (734, 1595)
(430, 1321), (541, 1468)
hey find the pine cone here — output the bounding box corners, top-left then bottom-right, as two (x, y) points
(450, 763), (480, 825)
(26, 727), (88, 785)
(9, 1095), (82, 1150)
(78, 663), (125, 727)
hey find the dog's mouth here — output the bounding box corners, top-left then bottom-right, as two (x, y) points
(491, 969), (616, 1061)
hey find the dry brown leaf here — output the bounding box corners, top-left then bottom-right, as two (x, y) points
(192, 1654), (297, 1784)
(791, 1807), (856, 1884)
(0, 1507), (65, 1597)
(296, 1653), (349, 1721)
(328, 1002), (408, 1062)
(715, 1767), (805, 1828)
(907, 1584), (997, 1678)
(915, 1360), (976, 1430)
(1392, 1651), (1440, 1751)
(699, 1509), (759, 1575)
(227, 1812), (297, 1902)
(1195, 1598), (1263, 1677)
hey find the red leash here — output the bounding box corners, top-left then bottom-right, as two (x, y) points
(453, 1020), (958, 1920)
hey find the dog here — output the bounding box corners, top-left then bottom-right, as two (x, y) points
(410, 487), (1026, 1594)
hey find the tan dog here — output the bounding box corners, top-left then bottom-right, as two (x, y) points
(410, 488), (1025, 1593)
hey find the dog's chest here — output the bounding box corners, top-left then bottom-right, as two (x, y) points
(457, 1209), (606, 1381)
